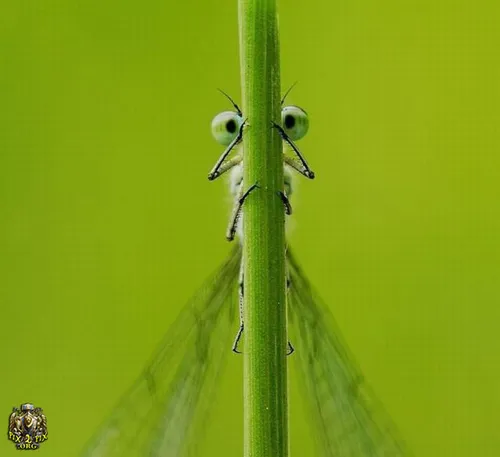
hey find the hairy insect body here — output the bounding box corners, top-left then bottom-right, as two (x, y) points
(229, 159), (294, 242)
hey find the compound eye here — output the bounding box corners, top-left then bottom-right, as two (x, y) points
(211, 111), (243, 146)
(281, 105), (309, 141)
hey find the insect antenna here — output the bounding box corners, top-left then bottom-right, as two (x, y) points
(281, 81), (298, 106)
(217, 88), (243, 117)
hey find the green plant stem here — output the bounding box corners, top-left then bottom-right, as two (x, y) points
(238, 1), (288, 457)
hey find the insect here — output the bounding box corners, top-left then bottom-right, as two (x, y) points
(80, 90), (411, 457)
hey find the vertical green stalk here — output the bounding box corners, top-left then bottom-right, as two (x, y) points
(238, 1), (288, 457)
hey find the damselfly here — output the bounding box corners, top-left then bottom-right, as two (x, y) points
(81, 90), (411, 457)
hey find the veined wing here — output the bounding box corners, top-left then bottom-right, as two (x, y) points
(81, 246), (242, 457)
(287, 247), (411, 457)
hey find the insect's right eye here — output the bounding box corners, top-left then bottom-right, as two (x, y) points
(281, 105), (309, 141)
(211, 111), (243, 146)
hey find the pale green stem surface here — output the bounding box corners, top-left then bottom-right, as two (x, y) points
(238, 1), (288, 457)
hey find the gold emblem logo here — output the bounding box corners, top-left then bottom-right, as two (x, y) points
(8, 404), (48, 450)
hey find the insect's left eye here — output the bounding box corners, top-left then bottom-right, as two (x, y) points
(281, 105), (309, 141)
(211, 111), (243, 146)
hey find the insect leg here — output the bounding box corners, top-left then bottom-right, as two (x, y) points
(232, 263), (245, 354)
(232, 253), (293, 356)
(286, 263), (295, 356)
(208, 120), (246, 181)
(278, 191), (292, 215)
(211, 155), (243, 180)
(283, 156), (314, 180)
(226, 183), (259, 241)
(272, 121), (315, 179)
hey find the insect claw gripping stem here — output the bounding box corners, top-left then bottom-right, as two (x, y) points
(226, 183), (260, 242)
(208, 119), (247, 181)
(271, 121), (315, 180)
(233, 326), (295, 356)
(278, 191), (292, 215)
(232, 243), (294, 356)
(239, 183), (260, 202)
(232, 325), (244, 354)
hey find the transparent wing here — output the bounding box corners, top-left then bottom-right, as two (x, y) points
(81, 246), (242, 457)
(287, 247), (411, 457)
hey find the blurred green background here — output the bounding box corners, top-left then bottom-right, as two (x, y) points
(1, 0), (499, 455)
